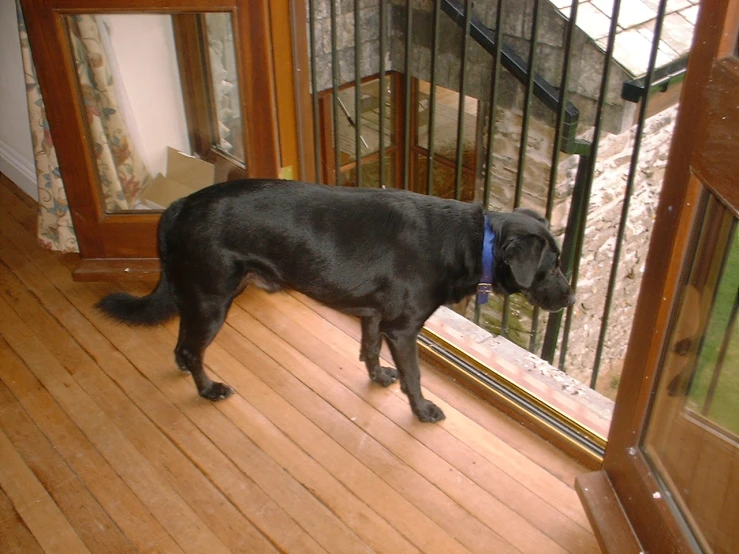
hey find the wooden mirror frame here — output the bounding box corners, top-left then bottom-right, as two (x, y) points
(20, 0), (279, 279)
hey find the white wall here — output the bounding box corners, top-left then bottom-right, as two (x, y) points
(0, 7), (191, 202)
(0, 0), (37, 200)
(102, 14), (190, 176)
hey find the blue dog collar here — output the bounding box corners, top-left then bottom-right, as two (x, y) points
(477, 216), (496, 305)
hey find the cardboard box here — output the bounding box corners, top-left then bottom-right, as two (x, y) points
(140, 147), (216, 209)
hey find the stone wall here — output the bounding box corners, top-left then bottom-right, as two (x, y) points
(560, 105), (677, 397)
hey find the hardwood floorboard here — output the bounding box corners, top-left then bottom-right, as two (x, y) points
(289, 292), (593, 528)
(0, 173), (599, 553)
(0, 424), (91, 553)
(294, 292), (590, 487)
(235, 289), (597, 554)
(0, 485), (45, 554)
(0, 209), (340, 553)
(0, 334), (184, 554)
(0, 375), (136, 554)
(0, 263), (279, 554)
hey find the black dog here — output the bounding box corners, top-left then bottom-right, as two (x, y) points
(97, 180), (575, 422)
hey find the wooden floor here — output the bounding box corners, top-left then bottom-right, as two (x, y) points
(0, 174), (600, 554)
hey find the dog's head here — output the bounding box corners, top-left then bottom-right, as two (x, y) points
(491, 208), (576, 312)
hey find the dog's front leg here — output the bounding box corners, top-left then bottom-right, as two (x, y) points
(385, 330), (445, 423)
(360, 315), (398, 387)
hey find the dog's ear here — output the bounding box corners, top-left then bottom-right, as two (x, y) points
(513, 207), (549, 228)
(503, 235), (545, 289)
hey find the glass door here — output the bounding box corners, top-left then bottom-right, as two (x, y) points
(643, 190), (739, 553)
(577, 1), (739, 552)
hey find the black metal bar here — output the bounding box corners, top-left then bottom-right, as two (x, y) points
(622, 55), (689, 103)
(541, 152), (589, 362)
(454, 0), (472, 201)
(482, 0), (505, 212)
(531, 0), (580, 352)
(474, 0), (506, 326)
(504, 0), (541, 340)
(513, 0), (540, 208)
(557, 0), (624, 372)
(546, 0), (580, 221)
(703, 283), (739, 415)
(557, 159), (590, 370)
(355, 0), (362, 188)
(426, 0), (442, 197)
(308, 0), (322, 182)
(330, 0), (341, 185)
(379, 0), (386, 188)
(290, 0), (306, 181)
(590, 0), (669, 387)
(403, 1), (414, 191)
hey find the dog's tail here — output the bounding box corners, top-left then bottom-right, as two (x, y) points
(95, 199), (185, 326)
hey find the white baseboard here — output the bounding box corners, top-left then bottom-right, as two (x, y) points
(0, 140), (37, 201)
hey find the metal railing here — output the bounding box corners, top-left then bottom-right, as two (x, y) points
(304, 0), (688, 391)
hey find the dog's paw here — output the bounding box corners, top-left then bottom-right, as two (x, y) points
(414, 400), (446, 423)
(200, 382), (234, 401)
(371, 366), (399, 387)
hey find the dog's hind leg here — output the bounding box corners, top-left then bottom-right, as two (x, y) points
(360, 315), (398, 387)
(384, 327), (445, 423)
(175, 296), (234, 401)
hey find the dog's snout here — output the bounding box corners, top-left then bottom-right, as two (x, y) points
(567, 290), (577, 306)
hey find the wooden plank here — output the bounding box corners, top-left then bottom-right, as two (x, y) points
(0, 295), (232, 554)
(234, 291), (582, 554)
(0, 262), (279, 554)
(0, 208), (374, 554)
(0, 340), (183, 553)
(576, 471), (641, 554)
(0, 375), (136, 554)
(292, 291), (589, 486)
(0, 485), (45, 554)
(0, 425), (91, 554)
(0, 221), (328, 554)
(68, 283), (408, 554)
(238, 289), (598, 553)
(176, 309), (514, 554)
(155, 310), (478, 554)
(1, 172), (600, 554)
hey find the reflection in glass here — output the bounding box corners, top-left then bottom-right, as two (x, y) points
(67, 14), (153, 212)
(336, 77), (395, 163)
(412, 152), (475, 201)
(65, 12), (243, 213)
(415, 80), (478, 167)
(205, 13), (244, 161)
(643, 192), (739, 554)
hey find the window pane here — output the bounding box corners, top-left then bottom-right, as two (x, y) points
(643, 191), (739, 553)
(336, 75), (395, 165)
(415, 80), (478, 168)
(205, 13), (244, 162)
(686, 221), (739, 434)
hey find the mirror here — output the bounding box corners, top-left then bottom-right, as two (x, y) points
(64, 12), (244, 213)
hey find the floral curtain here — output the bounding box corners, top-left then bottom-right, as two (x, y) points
(66, 15), (151, 211)
(16, 3), (151, 252)
(16, 1), (77, 252)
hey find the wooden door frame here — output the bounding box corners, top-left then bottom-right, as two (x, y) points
(20, 0), (280, 279)
(576, 0), (739, 552)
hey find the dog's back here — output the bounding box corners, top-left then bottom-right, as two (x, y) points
(162, 180), (484, 316)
